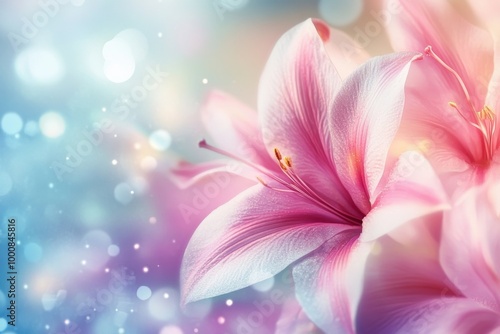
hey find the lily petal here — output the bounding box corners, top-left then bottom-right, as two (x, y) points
(440, 182), (500, 311)
(180, 185), (352, 304)
(201, 90), (277, 172)
(330, 52), (421, 212)
(353, 229), (497, 333)
(257, 18), (353, 210)
(361, 151), (449, 242)
(318, 20), (370, 79)
(387, 0), (493, 103)
(293, 229), (361, 333)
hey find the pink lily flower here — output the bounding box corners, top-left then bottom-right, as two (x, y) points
(386, 0), (500, 187)
(355, 167), (500, 333)
(180, 18), (448, 332)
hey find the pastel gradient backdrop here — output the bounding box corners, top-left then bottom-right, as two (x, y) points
(0, 0), (405, 333)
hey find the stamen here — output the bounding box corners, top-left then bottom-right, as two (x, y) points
(274, 148), (282, 161)
(425, 46), (476, 113)
(479, 105), (495, 121)
(256, 176), (267, 186)
(200, 139), (361, 226)
(426, 46), (497, 163)
(448, 101), (470, 123)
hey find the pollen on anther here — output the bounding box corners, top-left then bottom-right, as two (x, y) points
(480, 105), (495, 120)
(448, 101), (458, 108)
(284, 156), (292, 168)
(274, 148), (282, 161)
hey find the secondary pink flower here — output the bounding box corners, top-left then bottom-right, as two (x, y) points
(387, 0), (499, 186)
(355, 168), (500, 333)
(440, 166), (500, 316)
(180, 18), (448, 332)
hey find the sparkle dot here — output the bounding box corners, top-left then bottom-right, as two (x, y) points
(172, 239), (176, 243)
(112, 159), (118, 165)
(45, 324), (50, 330)
(105, 268), (110, 273)
(85, 244), (90, 248)
(119, 328), (125, 334)
(134, 143), (141, 149)
(81, 260), (87, 266)
(130, 190), (135, 195)
(134, 243), (140, 250)
(102, 107), (107, 112)
(226, 299), (233, 306)
(24, 284), (28, 289)
(64, 319), (70, 325)
(158, 32), (163, 38)
(202, 78), (208, 84)
(114, 134), (117, 138)
(218, 316), (225, 325)
(149, 217), (157, 224)
(163, 293), (169, 299)
(86, 316), (90, 320)
(130, 309), (134, 313)
(48, 183), (54, 188)
(194, 329), (199, 333)
(143, 266), (149, 273)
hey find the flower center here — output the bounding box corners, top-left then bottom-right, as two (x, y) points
(199, 140), (361, 226)
(425, 46), (497, 162)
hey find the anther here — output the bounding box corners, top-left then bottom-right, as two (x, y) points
(284, 156), (292, 168)
(479, 105), (495, 121)
(274, 148), (282, 161)
(256, 176), (267, 186)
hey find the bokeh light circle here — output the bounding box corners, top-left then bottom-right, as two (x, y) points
(149, 130), (172, 151)
(319, 0), (364, 26)
(39, 112), (66, 138)
(14, 48), (65, 85)
(24, 120), (39, 136)
(71, 0), (85, 6)
(102, 37), (136, 83)
(1, 112), (23, 135)
(159, 325), (183, 334)
(114, 183), (134, 205)
(115, 29), (149, 62)
(107, 244), (120, 256)
(24, 242), (43, 263)
(148, 288), (179, 321)
(140, 156), (157, 171)
(137, 286), (152, 301)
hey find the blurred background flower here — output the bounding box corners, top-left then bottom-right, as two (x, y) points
(0, 0), (462, 333)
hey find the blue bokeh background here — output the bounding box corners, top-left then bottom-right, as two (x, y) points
(0, 1), (392, 333)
